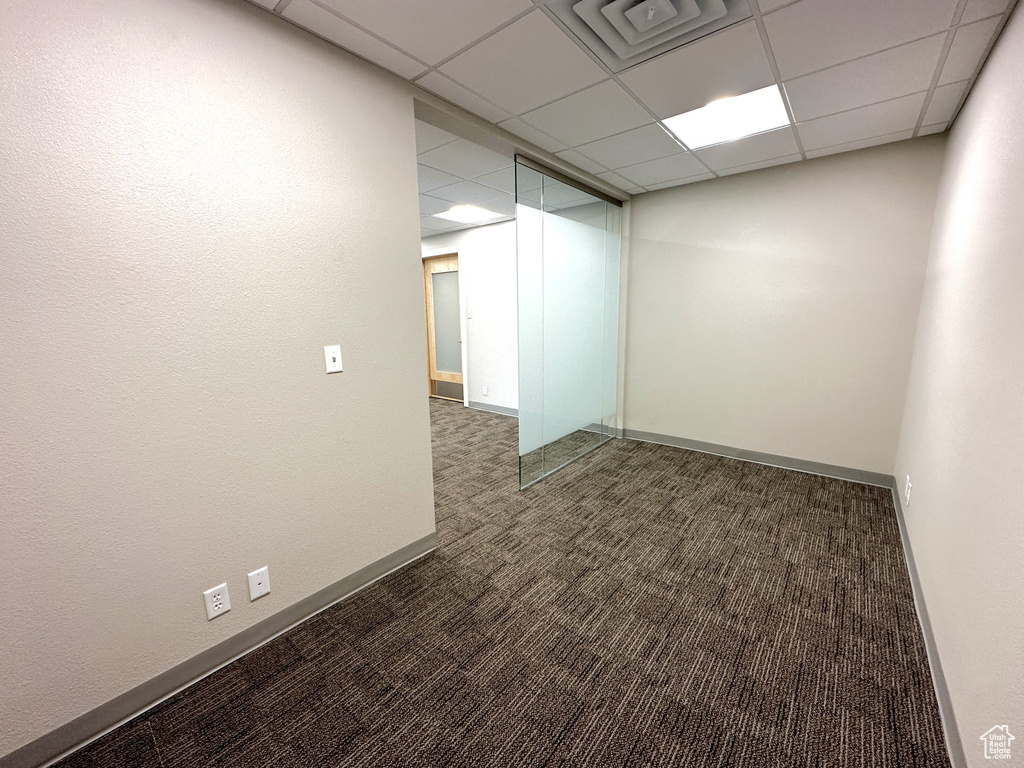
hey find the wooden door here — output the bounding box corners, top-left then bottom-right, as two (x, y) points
(423, 254), (463, 400)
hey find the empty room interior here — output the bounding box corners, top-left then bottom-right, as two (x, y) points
(2, 0), (1022, 766)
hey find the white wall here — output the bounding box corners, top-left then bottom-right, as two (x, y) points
(894, 5), (1024, 763)
(624, 138), (946, 474)
(0, 0), (434, 757)
(423, 222), (519, 412)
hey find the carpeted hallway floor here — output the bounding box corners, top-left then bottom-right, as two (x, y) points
(56, 399), (950, 767)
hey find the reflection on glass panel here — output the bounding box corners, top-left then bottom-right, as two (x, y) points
(432, 270), (462, 374)
(516, 161), (621, 488)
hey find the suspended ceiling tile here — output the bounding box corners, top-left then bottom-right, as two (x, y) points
(924, 80), (970, 124)
(554, 149), (608, 175)
(785, 35), (945, 121)
(805, 129), (914, 158)
(919, 122), (949, 136)
(416, 72), (511, 123)
(496, 118), (568, 154)
(247, 0), (277, 8)
(415, 121), (461, 155)
(575, 124), (683, 169)
(418, 165), (462, 193)
(694, 127), (799, 171)
(619, 21), (775, 118)
(418, 138), (512, 178)
(717, 153), (801, 176)
(764, 0), (960, 79)
(938, 16), (1002, 85)
(282, 0), (426, 79)
(418, 193), (454, 216)
(645, 173), (715, 190)
(616, 152), (707, 186)
(626, 186), (648, 194)
(797, 92), (926, 151)
(429, 180), (510, 206)
(439, 11), (607, 115)
(316, 0), (532, 65)
(961, 0), (1013, 25)
(596, 170), (635, 189)
(474, 166), (516, 194)
(757, 0), (796, 12)
(521, 81), (652, 147)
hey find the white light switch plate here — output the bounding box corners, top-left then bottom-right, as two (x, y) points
(324, 345), (343, 373)
(247, 566), (271, 601)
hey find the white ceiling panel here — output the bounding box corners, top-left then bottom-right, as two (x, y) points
(924, 80), (969, 124)
(805, 129), (914, 158)
(439, 11), (607, 115)
(248, 0), (277, 8)
(316, 0), (532, 65)
(961, 0), (1013, 25)
(717, 153), (801, 176)
(429, 180), (509, 206)
(784, 35), (945, 121)
(757, 0), (797, 12)
(616, 152), (707, 186)
(576, 124), (683, 169)
(646, 173), (715, 190)
(416, 72), (511, 123)
(619, 21), (775, 118)
(764, 0), (960, 79)
(282, 0), (426, 79)
(597, 171), (635, 189)
(521, 81), (652, 147)
(474, 166), (516, 194)
(418, 138), (512, 178)
(939, 16), (1002, 85)
(418, 194), (454, 216)
(554, 149), (608, 176)
(797, 92), (926, 151)
(496, 118), (568, 154)
(694, 127), (799, 171)
(418, 165), (462, 193)
(919, 123), (949, 136)
(415, 121), (460, 155)
(626, 187), (648, 194)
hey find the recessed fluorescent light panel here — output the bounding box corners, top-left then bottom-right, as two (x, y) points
(432, 205), (503, 224)
(662, 85), (791, 149)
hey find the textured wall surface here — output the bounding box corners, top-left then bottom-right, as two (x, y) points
(894, 5), (1024, 764)
(624, 138), (946, 474)
(0, 0), (434, 756)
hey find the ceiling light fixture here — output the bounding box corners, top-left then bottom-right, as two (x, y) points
(432, 205), (504, 224)
(662, 85), (791, 150)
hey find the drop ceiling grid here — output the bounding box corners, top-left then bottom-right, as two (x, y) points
(256, 0), (1017, 195)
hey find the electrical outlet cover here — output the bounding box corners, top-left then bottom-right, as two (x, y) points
(248, 566), (271, 601)
(203, 583), (231, 620)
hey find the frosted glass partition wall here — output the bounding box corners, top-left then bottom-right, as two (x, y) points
(516, 159), (621, 488)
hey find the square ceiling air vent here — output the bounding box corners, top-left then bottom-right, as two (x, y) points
(547, 0), (752, 73)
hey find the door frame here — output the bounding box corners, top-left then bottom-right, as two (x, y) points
(422, 253), (463, 400)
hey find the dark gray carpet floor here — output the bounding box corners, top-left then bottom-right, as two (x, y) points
(55, 399), (950, 767)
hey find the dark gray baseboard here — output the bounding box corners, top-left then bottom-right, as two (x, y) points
(889, 484), (966, 768)
(2, 533), (438, 768)
(621, 428), (893, 487)
(467, 401), (518, 417)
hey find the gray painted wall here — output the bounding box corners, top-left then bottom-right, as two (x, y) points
(623, 138), (946, 474)
(894, 4), (1024, 764)
(0, 0), (435, 757)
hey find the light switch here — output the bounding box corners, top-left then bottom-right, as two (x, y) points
(324, 345), (343, 374)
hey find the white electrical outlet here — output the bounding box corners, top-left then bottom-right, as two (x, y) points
(482, 385), (488, 396)
(905, 474), (913, 505)
(203, 583), (231, 620)
(247, 566), (271, 601)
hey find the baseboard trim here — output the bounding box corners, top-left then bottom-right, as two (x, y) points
(467, 401), (518, 417)
(889, 484), (966, 768)
(2, 533), (439, 768)
(621, 429), (893, 487)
